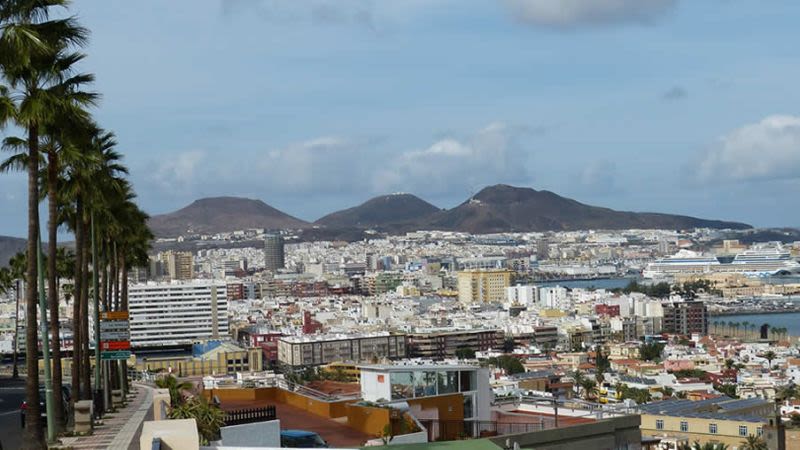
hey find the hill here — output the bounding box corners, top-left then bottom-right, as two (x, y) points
(316, 193), (440, 230)
(0, 235), (25, 268)
(424, 184), (751, 233)
(148, 197), (309, 237)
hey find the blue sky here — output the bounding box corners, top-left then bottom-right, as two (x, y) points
(2, 0), (800, 236)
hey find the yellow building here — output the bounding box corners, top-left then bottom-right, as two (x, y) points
(640, 398), (772, 448)
(456, 269), (512, 304)
(161, 250), (194, 280)
(320, 362), (361, 381)
(136, 345), (263, 377)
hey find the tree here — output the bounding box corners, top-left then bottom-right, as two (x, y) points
(571, 370), (586, 397)
(715, 384), (738, 398)
(762, 351), (777, 369)
(739, 435), (768, 450)
(488, 355), (525, 375)
(639, 342), (665, 362)
(155, 375), (194, 407)
(1, 1), (91, 446)
(579, 378), (597, 401)
(168, 396), (225, 445)
(455, 347), (476, 360)
(502, 337), (516, 353)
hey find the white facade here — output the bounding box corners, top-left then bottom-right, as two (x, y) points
(359, 363), (492, 421)
(506, 285), (537, 307)
(539, 286), (569, 310)
(128, 281), (229, 347)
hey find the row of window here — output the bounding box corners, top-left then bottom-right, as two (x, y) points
(655, 420), (761, 437)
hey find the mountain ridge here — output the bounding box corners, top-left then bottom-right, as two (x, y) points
(148, 185), (751, 237)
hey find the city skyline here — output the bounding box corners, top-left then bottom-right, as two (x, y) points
(1, 0), (800, 235)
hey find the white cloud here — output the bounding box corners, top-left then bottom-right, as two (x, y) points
(579, 160), (620, 194)
(374, 122), (531, 195)
(151, 150), (205, 192)
(502, 0), (678, 28)
(695, 115), (800, 182)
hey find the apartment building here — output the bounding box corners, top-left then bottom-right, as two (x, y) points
(128, 281), (229, 348)
(161, 250), (194, 280)
(457, 269), (513, 304)
(407, 329), (504, 359)
(640, 397), (772, 448)
(662, 300), (708, 335)
(276, 332), (407, 369)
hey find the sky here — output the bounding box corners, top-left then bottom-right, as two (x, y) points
(2, 0), (800, 236)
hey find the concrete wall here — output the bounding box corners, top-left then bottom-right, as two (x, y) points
(220, 420), (280, 448)
(345, 403), (391, 436)
(140, 418), (199, 450)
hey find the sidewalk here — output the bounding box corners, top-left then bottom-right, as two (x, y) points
(58, 384), (154, 450)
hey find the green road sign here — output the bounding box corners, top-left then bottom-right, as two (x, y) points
(100, 350), (131, 360)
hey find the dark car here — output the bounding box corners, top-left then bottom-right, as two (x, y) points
(280, 430), (329, 448)
(21, 385), (71, 428)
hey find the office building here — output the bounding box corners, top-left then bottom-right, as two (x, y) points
(128, 281), (229, 347)
(457, 269), (513, 304)
(156, 251), (194, 280)
(277, 332), (407, 369)
(263, 233), (285, 272)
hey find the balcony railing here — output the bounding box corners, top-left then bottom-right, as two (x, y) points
(223, 405), (277, 426)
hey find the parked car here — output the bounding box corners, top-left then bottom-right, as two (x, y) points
(21, 385), (71, 428)
(280, 430), (329, 448)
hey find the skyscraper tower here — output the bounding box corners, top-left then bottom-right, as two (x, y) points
(264, 233), (285, 272)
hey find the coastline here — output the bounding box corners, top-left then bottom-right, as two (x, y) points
(710, 309), (800, 317)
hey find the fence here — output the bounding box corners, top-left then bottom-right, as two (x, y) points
(223, 405), (277, 427)
(418, 420), (544, 442)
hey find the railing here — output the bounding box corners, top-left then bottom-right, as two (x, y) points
(273, 377), (360, 402)
(418, 420), (544, 442)
(223, 405), (277, 427)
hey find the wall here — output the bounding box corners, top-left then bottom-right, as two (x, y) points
(489, 415), (642, 450)
(361, 370), (391, 402)
(204, 387), (352, 419)
(346, 403), (392, 437)
(641, 413), (766, 448)
(220, 419), (280, 447)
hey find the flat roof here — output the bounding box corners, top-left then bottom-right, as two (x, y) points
(359, 364), (481, 371)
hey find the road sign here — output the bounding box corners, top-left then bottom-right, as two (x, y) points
(100, 331), (130, 341)
(100, 350), (131, 360)
(101, 311), (129, 320)
(100, 320), (129, 331)
(100, 341), (131, 351)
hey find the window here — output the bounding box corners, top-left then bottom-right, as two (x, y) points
(739, 426), (748, 437)
(437, 371), (458, 394)
(390, 372), (413, 400)
(656, 420), (664, 430)
(757, 427), (763, 437)
(680, 421), (688, 432)
(463, 394), (474, 419)
(709, 424), (717, 434)
(459, 370), (476, 392)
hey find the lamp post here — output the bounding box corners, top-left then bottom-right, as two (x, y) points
(37, 235), (55, 443)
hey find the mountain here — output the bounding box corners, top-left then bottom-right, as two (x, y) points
(0, 235), (25, 268)
(148, 197), (309, 237)
(316, 193), (440, 230)
(424, 184), (751, 233)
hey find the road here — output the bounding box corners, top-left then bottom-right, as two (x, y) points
(0, 376), (25, 450)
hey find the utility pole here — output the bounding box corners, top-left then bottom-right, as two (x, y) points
(92, 214), (102, 415)
(37, 236), (55, 443)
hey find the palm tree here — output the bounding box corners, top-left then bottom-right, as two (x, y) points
(579, 378), (598, 401)
(762, 351), (777, 369)
(155, 374), (194, 407)
(8, 251), (25, 379)
(1, 1), (90, 445)
(739, 435), (768, 450)
(742, 321), (750, 339)
(571, 370), (585, 398)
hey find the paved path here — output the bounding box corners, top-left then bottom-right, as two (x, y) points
(59, 384), (153, 450)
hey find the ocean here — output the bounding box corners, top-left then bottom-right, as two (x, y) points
(713, 312), (800, 337)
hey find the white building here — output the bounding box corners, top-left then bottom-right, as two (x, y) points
(539, 286), (569, 310)
(506, 285), (538, 307)
(359, 363), (493, 422)
(128, 280), (229, 347)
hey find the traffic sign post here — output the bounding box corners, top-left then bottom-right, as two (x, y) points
(100, 350), (131, 360)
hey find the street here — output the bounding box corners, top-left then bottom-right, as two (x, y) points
(0, 376), (25, 449)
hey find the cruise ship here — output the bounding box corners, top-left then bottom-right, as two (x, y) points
(642, 250), (721, 278)
(643, 245), (800, 279)
(729, 245), (800, 276)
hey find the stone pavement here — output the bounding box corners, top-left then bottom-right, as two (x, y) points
(58, 384), (153, 450)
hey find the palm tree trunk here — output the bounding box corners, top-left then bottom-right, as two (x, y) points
(72, 196), (84, 404)
(22, 123), (44, 449)
(80, 221), (91, 399)
(46, 149), (64, 430)
(100, 243), (108, 311)
(110, 242), (118, 310)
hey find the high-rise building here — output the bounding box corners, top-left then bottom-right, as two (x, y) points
(457, 269), (513, 304)
(264, 233), (285, 272)
(128, 281), (229, 347)
(158, 250), (194, 280)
